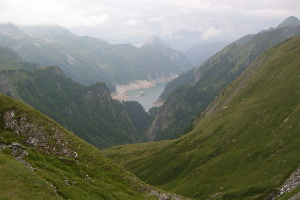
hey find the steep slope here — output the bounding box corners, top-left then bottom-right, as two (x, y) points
(0, 66), (143, 148)
(146, 16), (300, 141)
(0, 24), (192, 89)
(185, 41), (229, 66)
(0, 94), (183, 200)
(122, 101), (152, 135)
(103, 35), (300, 199)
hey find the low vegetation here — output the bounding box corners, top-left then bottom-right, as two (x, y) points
(103, 36), (300, 199)
(0, 94), (184, 199)
(147, 23), (300, 141)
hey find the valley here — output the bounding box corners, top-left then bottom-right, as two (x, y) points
(0, 11), (299, 200)
(103, 35), (300, 200)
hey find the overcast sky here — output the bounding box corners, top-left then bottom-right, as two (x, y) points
(1, 0), (299, 50)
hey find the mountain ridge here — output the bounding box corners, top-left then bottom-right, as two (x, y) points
(277, 16), (300, 28)
(0, 60), (145, 148)
(141, 35), (194, 70)
(103, 35), (300, 200)
(146, 16), (300, 141)
(0, 24), (193, 90)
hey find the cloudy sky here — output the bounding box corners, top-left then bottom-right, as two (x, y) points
(0, 0), (299, 50)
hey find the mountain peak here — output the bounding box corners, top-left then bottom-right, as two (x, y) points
(277, 16), (300, 28)
(143, 35), (170, 48)
(0, 23), (26, 38)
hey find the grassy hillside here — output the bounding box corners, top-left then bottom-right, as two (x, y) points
(0, 94), (184, 200)
(103, 36), (300, 199)
(146, 22), (300, 141)
(0, 66), (144, 148)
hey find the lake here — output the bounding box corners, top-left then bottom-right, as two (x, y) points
(127, 83), (167, 111)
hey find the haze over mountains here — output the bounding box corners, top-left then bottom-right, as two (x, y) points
(185, 41), (229, 66)
(0, 24), (193, 91)
(0, 15), (300, 200)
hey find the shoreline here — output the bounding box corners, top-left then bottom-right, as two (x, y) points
(111, 74), (178, 102)
(111, 80), (155, 101)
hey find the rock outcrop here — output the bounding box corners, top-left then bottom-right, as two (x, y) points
(3, 110), (78, 158)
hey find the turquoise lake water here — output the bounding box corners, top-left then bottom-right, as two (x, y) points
(127, 83), (167, 111)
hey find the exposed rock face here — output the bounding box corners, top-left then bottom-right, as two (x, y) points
(147, 189), (184, 200)
(0, 142), (35, 170)
(275, 167), (300, 199)
(3, 110), (78, 158)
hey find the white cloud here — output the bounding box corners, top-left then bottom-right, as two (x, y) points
(0, 0), (110, 28)
(122, 19), (139, 27)
(0, 0), (299, 49)
(201, 27), (222, 40)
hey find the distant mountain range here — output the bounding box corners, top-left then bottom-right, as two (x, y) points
(0, 24), (193, 90)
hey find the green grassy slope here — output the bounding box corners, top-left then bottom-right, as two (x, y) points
(0, 153), (58, 199)
(0, 94), (184, 200)
(103, 36), (300, 199)
(147, 23), (300, 141)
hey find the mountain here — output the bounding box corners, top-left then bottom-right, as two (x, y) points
(0, 55), (145, 148)
(142, 35), (194, 69)
(185, 41), (229, 66)
(0, 24), (193, 90)
(0, 94), (184, 199)
(103, 35), (300, 200)
(0, 46), (39, 72)
(145, 16), (300, 141)
(277, 16), (300, 28)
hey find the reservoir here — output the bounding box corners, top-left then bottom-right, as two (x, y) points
(127, 83), (166, 111)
